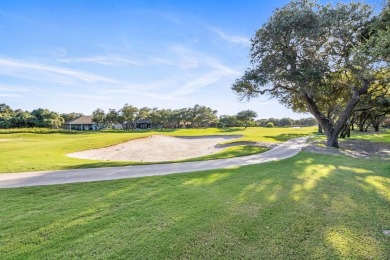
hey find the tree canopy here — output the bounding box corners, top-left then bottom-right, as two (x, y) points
(236, 110), (258, 128)
(232, 0), (389, 147)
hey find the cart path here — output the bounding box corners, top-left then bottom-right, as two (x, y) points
(0, 137), (309, 188)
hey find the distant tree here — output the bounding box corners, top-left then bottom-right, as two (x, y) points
(267, 118), (280, 127)
(236, 110), (258, 128)
(279, 118), (293, 127)
(61, 112), (84, 123)
(219, 115), (239, 127)
(92, 108), (106, 130)
(148, 108), (160, 128)
(266, 122), (274, 128)
(296, 117), (317, 126)
(155, 109), (173, 129)
(12, 111), (33, 127)
(0, 115), (12, 128)
(119, 104), (138, 130)
(172, 108), (191, 128)
(190, 104), (218, 127)
(0, 103), (14, 116)
(31, 108), (63, 128)
(352, 71), (390, 133)
(106, 109), (120, 127)
(136, 107), (151, 121)
(256, 119), (268, 127)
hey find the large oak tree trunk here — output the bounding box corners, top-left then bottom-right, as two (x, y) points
(318, 123), (323, 133)
(326, 131), (340, 148)
(302, 81), (369, 148)
(340, 122), (351, 138)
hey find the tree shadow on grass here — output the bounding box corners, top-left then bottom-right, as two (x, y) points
(218, 127), (244, 133)
(217, 153), (390, 259)
(1, 152), (389, 259)
(264, 133), (310, 141)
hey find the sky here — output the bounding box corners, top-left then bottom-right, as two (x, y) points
(0, 0), (383, 119)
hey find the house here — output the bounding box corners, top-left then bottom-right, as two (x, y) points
(134, 119), (152, 129)
(63, 116), (155, 131)
(63, 116), (98, 130)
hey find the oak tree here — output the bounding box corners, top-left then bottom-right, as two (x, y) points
(232, 0), (388, 147)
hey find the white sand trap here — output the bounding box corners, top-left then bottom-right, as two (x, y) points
(68, 135), (242, 162)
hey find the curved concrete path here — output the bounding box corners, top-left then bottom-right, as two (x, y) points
(0, 137), (309, 188)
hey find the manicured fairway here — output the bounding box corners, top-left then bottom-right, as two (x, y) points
(0, 152), (389, 259)
(0, 127), (315, 173)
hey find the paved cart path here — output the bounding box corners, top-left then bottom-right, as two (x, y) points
(0, 137), (309, 188)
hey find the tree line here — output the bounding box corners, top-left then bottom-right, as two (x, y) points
(91, 105), (318, 130)
(0, 103), (319, 129)
(0, 104), (64, 129)
(91, 104), (219, 130)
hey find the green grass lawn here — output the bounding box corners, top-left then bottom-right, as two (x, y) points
(349, 129), (390, 143)
(0, 126), (315, 173)
(0, 152), (389, 259)
(311, 129), (390, 147)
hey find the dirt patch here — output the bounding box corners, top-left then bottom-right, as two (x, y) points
(303, 138), (390, 160)
(68, 135), (248, 162)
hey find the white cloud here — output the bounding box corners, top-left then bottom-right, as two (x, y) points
(61, 93), (111, 101)
(208, 27), (250, 46)
(168, 46), (200, 70)
(0, 42), (242, 106)
(58, 55), (142, 66)
(148, 57), (175, 66)
(156, 45), (242, 97)
(170, 72), (224, 96)
(0, 58), (122, 84)
(0, 93), (23, 98)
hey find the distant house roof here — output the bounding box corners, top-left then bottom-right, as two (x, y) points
(135, 119), (152, 124)
(65, 116), (95, 125)
(123, 119), (152, 124)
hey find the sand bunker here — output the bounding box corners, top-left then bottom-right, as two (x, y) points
(68, 135), (242, 162)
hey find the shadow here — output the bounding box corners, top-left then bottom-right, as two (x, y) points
(218, 127), (244, 133)
(1, 152), (389, 259)
(62, 161), (141, 170)
(264, 133), (310, 142)
(216, 141), (257, 148)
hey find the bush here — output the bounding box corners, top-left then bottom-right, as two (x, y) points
(266, 122), (274, 128)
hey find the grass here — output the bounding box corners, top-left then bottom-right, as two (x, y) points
(0, 126), (315, 173)
(176, 145), (269, 162)
(349, 129), (390, 143)
(0, 152), (389, 259)
(310, 128), (390, 145)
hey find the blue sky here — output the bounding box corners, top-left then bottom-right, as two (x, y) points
(0, 0), (382, 119)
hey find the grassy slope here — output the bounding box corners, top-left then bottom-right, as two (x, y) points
(0, 152), (389, 259)
(311, 129), (390, 147)
(0, 127), (315, 173)
(349, 129), (390, 143)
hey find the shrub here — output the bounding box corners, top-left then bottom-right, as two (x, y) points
(266, 122), (274, 128)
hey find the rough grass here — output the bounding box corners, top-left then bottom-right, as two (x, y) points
(349, 129), (390, 143)
(0, 152), (389, 259)
(0, 127), (315, 173)
(310, 129), (390, 148)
